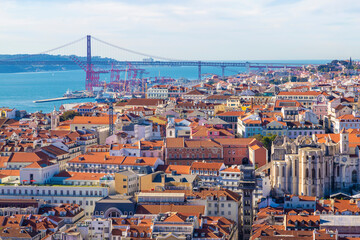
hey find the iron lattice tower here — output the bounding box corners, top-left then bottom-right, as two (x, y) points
(109, 102), (114, 136)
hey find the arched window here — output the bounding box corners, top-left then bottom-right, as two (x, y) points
(318, 168), (321, 178)
(312, 168), (316, 178)
(276, 166), (280, 176)
(282, 166), (286, 177)
(326, 164), (328, 177)
(337, 166), (340, 177)
(352, 170), (357, 183)
(306, 168), (309, 178)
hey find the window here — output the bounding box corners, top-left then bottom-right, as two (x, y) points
(326, 164), (328, 177)
(352, 170), (358, 183)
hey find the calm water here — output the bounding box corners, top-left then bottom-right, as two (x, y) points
(0, 60), (330, 113)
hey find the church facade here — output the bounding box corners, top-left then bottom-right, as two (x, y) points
(270, 130), (360, 197)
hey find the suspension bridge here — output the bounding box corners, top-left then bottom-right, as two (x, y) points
(0, 35), (311, 93)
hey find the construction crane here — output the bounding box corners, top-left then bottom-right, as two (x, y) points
(69, 55), (109, 91)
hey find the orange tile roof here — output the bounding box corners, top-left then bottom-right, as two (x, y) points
(337, 114), (360, 120)
(222, 166), (241, 173)
(190, 162), (223, 170)
(287, 195), (316, 201)
(0, 170), (19, 177)
(217, 111), (245, 117)
(121, 156), (158, 166)
(185, 139), (222, 148)
(72, 116), (116, 125)
(317, 199), (360, 214)
(274, 100), (303, 108)
(69, 152), (159, 166)
(166, 138), (185, 148)
(126, 98), (164, 106)
(285, 215), (320, 228)
(23, 160), (54, 169)
(163, 165), (191, 174)
(0, 156), (10, 168)
(163, 213), (188, 223)
(191, 126), (234, 137)
(136, 204), (205, 215)
(9, 152), (42, 163)
(214, 138), (258, 146)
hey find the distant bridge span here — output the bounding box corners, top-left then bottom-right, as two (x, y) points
(0, 35), (318, 89)
(0, 60), (312, 67)
(0, 60), (309, 80)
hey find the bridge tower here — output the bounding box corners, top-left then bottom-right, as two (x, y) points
(86, 35), (92, 91)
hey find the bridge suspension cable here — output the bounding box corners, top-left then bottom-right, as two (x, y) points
(91, 36), (184, 62)
(36, 36), (86, 55)
(0, 36), (86, 62)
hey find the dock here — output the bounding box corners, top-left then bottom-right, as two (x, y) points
(33, 96), (89, 103)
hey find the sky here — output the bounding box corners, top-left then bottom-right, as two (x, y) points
(0, 0), (359, 60)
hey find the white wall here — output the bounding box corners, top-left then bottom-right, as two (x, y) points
(20, 164), (59, 184)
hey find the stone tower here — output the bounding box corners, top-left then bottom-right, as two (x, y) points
(166, 117), (176, 138)
(339, 128), (348, 154)
(50, 106), (60, 130)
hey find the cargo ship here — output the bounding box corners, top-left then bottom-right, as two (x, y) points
(63, 89), (88, 98)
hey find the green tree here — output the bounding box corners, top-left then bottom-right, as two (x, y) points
(262, 134), (277, 150)
(60, 110), (81, 121)
(252, 134), (277, 150)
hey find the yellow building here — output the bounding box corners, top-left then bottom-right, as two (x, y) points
(148, 116), (167, 126)
(214, 104), (226, 114)
(115, 170), (139, 195)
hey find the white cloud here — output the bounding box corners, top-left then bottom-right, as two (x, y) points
(0, 0), (359, 59)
